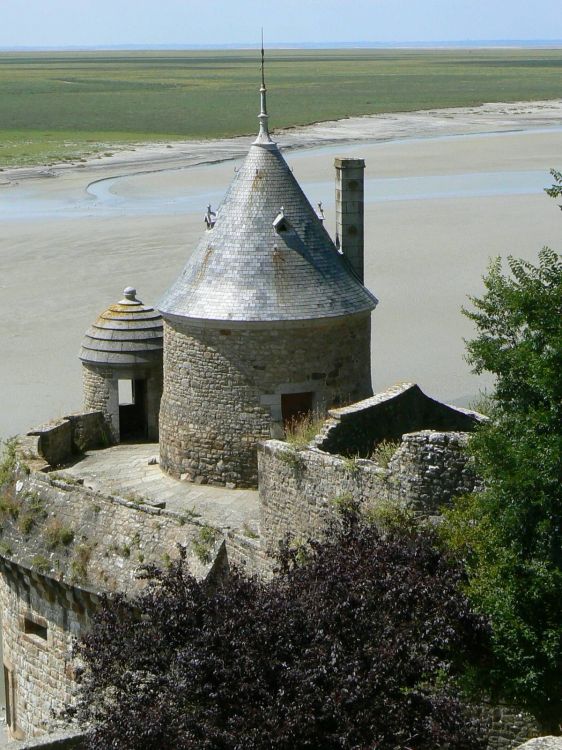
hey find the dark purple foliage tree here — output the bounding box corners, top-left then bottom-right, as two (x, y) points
(72, 515), (488, 749)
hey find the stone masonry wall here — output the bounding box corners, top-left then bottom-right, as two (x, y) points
(259, 430), (479, 553)
(1, 468), (222, 596)
(0, 457), (228, 740)
(82, 365), (118, 441)
(0, 568), (91, 738)
(159, 313), (372, 487)
(146, 367), (163, 441)
(317, 382), (483, 458)
(388, 429), (483, 513)
(24, 413), (110, 469)
(481, 704), (541, 750)
(335, 157), (365, 283)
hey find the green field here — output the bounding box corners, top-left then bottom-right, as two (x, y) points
(1, 48), (561, 167)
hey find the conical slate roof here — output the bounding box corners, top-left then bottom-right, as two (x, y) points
(159, 84), (377, 324)
(80, 288), (163, 367)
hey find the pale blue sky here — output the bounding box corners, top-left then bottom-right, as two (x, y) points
(0, 0), (560, 48)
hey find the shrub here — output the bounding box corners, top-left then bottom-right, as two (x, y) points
(44, 518), (75, 548)
(284, 411), (325, 448)
(0, 437), (18, 488)
(370, 439), (400, 467)
(192, 524), (219, 564)
(72, 517), (488, 749)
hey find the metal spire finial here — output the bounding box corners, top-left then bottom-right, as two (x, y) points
(254, 29), (274, 146)
(261, 28), (265, 89)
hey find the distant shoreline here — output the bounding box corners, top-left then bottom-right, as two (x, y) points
(2, 40), (562, 52)
(3, 98), (561, 184)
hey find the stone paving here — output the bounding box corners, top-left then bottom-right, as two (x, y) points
(62, 442), (259, 531)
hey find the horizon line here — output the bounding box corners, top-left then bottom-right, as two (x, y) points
(2, 39), (562, 52)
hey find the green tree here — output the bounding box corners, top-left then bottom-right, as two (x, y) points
(444, 234), (561, 727)
(545, 169), (562, 208)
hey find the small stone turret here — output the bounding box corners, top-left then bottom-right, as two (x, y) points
(79, 287), (163, 442)
(335, 157), (366, 282)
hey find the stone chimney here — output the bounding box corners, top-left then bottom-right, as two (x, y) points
(335, 157), (365, 282)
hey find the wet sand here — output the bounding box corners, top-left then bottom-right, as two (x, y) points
(1, 100), (561, 439)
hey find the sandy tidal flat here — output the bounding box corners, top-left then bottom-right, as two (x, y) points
(1, 101), (561, 440)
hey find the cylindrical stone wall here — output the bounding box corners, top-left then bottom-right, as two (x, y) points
(159, 313), (373, 487)
(82, 365), (119, 441)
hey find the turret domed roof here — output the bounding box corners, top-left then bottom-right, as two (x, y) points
(80, 288), (163, 367)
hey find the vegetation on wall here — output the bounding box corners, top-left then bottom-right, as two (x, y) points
(443, 177), (562, 727)
(72, 515), (488, 749)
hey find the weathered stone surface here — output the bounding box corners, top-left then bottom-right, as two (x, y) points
(316, 382), (485, 458)
(478, 704), (541, 749)
(259, 430), (481, 553)
(25, 412), (110, 468)
(82, 366), (119, 441)
(0, 456), (228, 739)
(1, 468), (222, 596)
(0, 569), (87, 738)
(335, 157), (365, 282)
(5, 728), (85, 748)
(159, 314), (372, 487)
(515, 739), (562, 749)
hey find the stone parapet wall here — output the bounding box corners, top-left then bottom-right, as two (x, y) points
(259, 441), (391, 553)
(226, 530), (275, 578)
(316, 382), (484, 458)
(259, 429), (480, 553)
(388, 430), (482, 513)
(0, 467), (220, 596)
(159, 314), (372, 488)
(24, 412), (110, 469)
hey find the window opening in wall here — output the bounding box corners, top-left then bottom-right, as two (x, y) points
(23, 617), (48, 641)
(4, 664), (15, 731)
(119, 378), (148, 440)
(281, 391), (314, 428)
(118, 379), (134, 406)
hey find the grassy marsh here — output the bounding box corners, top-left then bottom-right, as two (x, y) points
(0, 48), (561, 166)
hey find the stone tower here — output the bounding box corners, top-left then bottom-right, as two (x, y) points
(158, 63), (377, 488)
(80, 287), (163, 442)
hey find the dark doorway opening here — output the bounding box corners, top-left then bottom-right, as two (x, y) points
(281, 391), (314, 428)
(119, 379), (147, 440)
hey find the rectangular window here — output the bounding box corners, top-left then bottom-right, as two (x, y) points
(4, 665), (14, 729)
(23, 617), (48, 641)
(118, 379), (134, 406)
